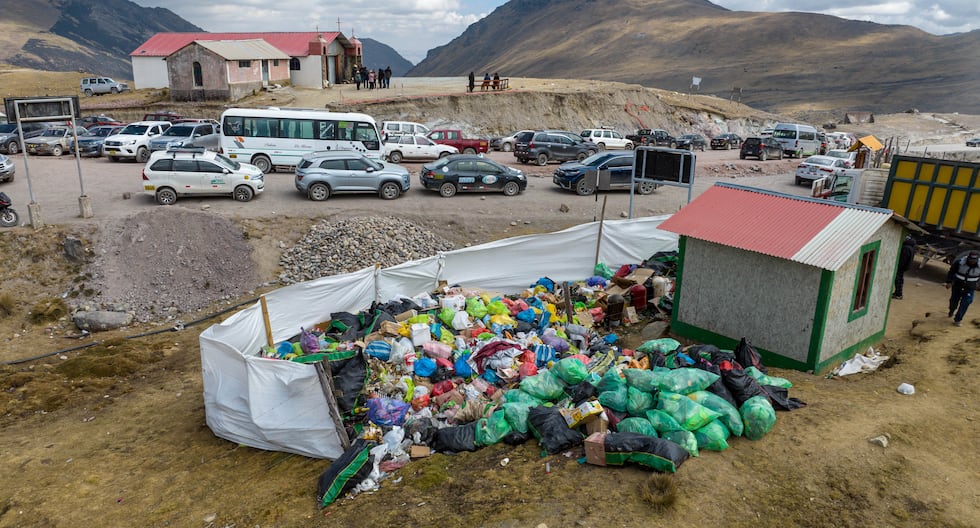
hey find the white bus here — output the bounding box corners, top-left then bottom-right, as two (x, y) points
(219, 107), (382, 173)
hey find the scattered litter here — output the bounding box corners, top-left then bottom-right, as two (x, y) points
(868, 434), (890, 448)
(831, 347), (889, 376)
(499, 457), (509, 467)
(897, 383), (915, 395)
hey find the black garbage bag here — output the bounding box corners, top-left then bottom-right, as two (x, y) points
(376, 298), (422, 317)
(501, 430), (532, 445)
(602, 431), (689, 473)
(762, 385), (807, 411)
(360, 308), (396, 337)
(527, 406), (584, 454)
(565, 381), (598, 405)
(317, 439), (376, 507)
(734, 337), (767, 374)
(432, 422), (478, 453)
(330, 351), (368, 415)
(515, 320), (536, 334)
(721, 367), (768, 407)
(429, 365), (453, 383)
(404, 417), (439, 446)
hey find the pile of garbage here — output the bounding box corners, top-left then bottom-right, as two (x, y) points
(257, 253), (806, 507)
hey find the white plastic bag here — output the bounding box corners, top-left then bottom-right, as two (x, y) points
(452, 311), (473, 330)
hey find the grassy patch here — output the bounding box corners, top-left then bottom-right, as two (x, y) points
(0, 291), (15, 318)
(28, 297), (67, 324)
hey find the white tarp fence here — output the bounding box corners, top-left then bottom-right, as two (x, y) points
(199, 215), (678, 459)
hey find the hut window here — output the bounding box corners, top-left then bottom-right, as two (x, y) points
(289, 58), (301, 70)
(238, 60), (251, 68)
(192, 62), (203, 87)
(848, 240), (880, 321)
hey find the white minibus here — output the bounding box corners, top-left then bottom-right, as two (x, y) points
(771, 122), (821, 158)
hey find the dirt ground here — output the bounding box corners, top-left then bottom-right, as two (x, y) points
(0, 77), (978, 527)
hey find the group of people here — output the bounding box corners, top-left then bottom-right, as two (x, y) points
(353, 66), (392, 90)
(893, 236), (979, 327)
(467, 71), (503, 93)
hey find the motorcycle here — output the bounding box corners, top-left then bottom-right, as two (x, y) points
(0, 192), (19, 227)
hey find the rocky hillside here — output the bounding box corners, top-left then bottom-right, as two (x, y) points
(408, 0), (980, 115)
(359, 38), (414, 77)
(0, 0), (200, 80)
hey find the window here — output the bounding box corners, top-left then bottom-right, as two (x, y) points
(238, 60), (251, 68)
(273, 59), (279, 67)
(150, 159), (172, 171)
(354, 122), (378, 142)
(475, 161), (500, 173)
(173, 159), (197, 172)
(193, 62), (203, 87)
(346, 158), (369, 171)
(455, 161), (475, 172)
(849, 241), (880, 320)
(289, 58), (300, 71)
(319, 159), (346, 170)
(429, 131), (444, 141)
(318, 121), (337, 140)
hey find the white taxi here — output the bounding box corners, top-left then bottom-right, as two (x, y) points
(142, 146), (264, 205)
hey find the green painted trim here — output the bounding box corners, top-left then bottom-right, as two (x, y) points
(806, 269), (835, 369)
(670, 236), (687, 328)
(848, 239), (881, 322)
(814, 327), (887, 374)
(671, 319), (810, 371)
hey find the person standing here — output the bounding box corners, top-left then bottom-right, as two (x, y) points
(354, 67), (362, 90)
(376, 68), (383, 90)
(367, 69), (375, 90)
(384, 66), (392, 88)
(892, 236), (916, 299)
(945, 250), (980, 326)
(468, 71), (475, 93)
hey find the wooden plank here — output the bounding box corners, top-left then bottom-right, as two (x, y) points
(259, 296), (273, 348)
(314, 360), (351, 450)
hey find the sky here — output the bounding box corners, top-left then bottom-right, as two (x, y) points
(132, 0), (980, 64)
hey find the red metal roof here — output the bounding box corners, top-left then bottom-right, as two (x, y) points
(131, 32), (343, 57)
(658, 183), (895, 270)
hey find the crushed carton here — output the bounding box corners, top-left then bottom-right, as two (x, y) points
(584, 432), (608, 466)
(585, 410), (609, 435)
(559, 400), (604, 428)
(410, 445), (432, 458)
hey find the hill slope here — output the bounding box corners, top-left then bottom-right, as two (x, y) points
(0, 0), (200, 80)
(359, 37), (413, 77)
(408, 0), (980, 114)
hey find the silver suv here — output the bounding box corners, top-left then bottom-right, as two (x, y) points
(80, 77), (129, 96)
(148, 122), (221, 152)
(294, 151), (410, 201)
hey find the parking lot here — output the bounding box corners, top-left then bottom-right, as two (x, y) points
(0, 148), (807, 229)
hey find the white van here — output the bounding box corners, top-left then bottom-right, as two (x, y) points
(381, 121), (429, 142)
(772, 123), (821, 158)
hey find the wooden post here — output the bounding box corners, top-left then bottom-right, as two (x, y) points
(594, 195), (608, 266)
(259, 296), (274, 348)
(562, 281), (574, 320)
(315, 360), (351, 450)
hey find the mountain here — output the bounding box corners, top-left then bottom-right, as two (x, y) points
(0, 0), (201, 80)
(407, 0), (980, 114)
(359, 38), (413, 77)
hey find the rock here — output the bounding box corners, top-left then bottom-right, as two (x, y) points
(559, 203), (570, 213)
(510, 221), (518, 226)
(641, 320), (670, 340)
(62, 237), (87, 263)
(619, 211), (628, 218)
(868, 435), (889, 448)
(73, 310), (133, 332)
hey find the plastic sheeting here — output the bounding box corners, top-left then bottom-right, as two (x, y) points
(199, 215), (678, 459)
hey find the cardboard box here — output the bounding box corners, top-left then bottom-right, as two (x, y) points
(410, 445), (431, 458)
(380, 320), (403, 336)
(585, 411), (609, 435)
(559, 400), (604, 428)
(605, 268), (654, 296)
(584, 432), (607, 466)
(394, 309), (418, 322)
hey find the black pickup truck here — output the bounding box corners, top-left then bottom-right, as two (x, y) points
(625, 129), (677, 149)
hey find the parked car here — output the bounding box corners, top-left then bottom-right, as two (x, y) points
(490, 130), (533, 152)
(147, 122), (221, 152)
(142, 146), (264, 205)
(795, 155), (849, 185)
(103, 120), (171, 163)
(966, 138), (980, 147)
(625, 128), (676, 148)
(579, 128), (634, 150)
(552, 151), (659, 196)
(70, 125), (124, 157)
(426, 129), (489, 154)
(514, 130), (597, 165)
(293, 150), (410, 201)
(25, 126), (88, 156)
(739, 136), (784, 161)
(142, 111), (184, 123)
(80, 115), (124, 127)
(420, 154), (526, 197)
(384, 135), (457, 163)
(80, 77), (128, 96)
(710, 133), (742, 150)
(825, 149), (858, 168)
(676, 134), (707, 151)
(0, 153), (14, 183)
(0, 122), (51, 154)
(381, 121), (429, 142)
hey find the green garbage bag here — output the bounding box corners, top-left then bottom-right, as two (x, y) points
(616, 417), (658, 437)
(645, 409), (683, 433)
(688, 391), (744, 437)
(502, 402), (532, 433)
(658, 368), (720, 395)
(594, 262), (613, 279)
(741, 395), (777, 441)
(520, 370), (566, 402)
(598, 383), (629, 413)
(465, 297), (487, 318)
(624, 368), (668, 392)
(475, 410), (513, 447)
(636, 338), (681, 356)
(656, 392), (722, 431)
(502, 389), (543, 406)
(627, 386), (655, 416)
(439, 307), (456, 328)
(662, 430), (699, 457)
(487, 300), (509, 316)
(693, 420), (730, 451)
(746, 366), (793, 389)
(552, 357), (588, 385)
(597, 367), (626, 393)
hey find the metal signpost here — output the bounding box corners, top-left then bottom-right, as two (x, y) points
(629, 146), (697, 218)
(3, 96), (89, 228)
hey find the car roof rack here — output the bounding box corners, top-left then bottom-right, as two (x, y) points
(166, 145), (208, 155)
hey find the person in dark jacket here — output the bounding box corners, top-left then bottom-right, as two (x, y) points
(892, 236), (916, 299)
(945, 250), (980, 326)
(384, 66), (392, 88)
(468, 71), (475, 93)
